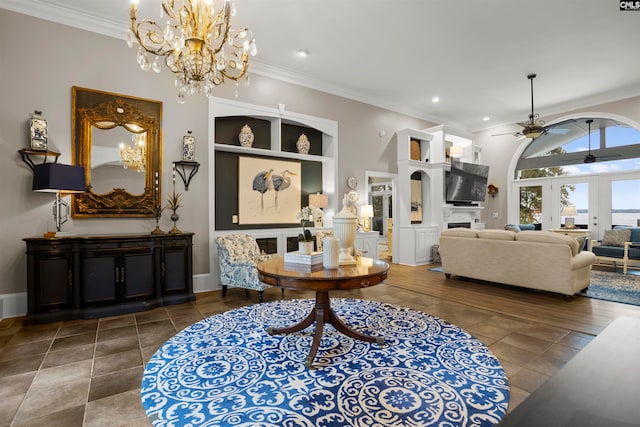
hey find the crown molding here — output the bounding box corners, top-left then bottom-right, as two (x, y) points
(0, 0), (454, 128)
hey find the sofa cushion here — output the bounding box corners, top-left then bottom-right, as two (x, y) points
(515, 230), (580, 256)
(478, 229), (517, 240)
(602, 229), (631, 247)
(613, 226), (640, 242)
(592, 245), (640, 260)
(504, 224), (521, 232)
(441, 228), (479, 238)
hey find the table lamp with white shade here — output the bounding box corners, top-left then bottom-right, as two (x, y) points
(308, 192), (329, 227)
(562, 205), (578, 229)
(360, 204), (374, 232)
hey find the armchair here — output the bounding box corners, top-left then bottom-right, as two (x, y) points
(215, 234), (279, 302)
(589, 227), (640, 274)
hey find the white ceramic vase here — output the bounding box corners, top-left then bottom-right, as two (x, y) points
(239, 124), (254, 147)
(322, 235), (340, 269)
(333, 208), (358, 265)
(296, 133), (310, 154)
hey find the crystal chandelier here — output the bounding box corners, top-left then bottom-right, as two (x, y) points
(128, 0), (257, 103)
(120, 132), (146, 172)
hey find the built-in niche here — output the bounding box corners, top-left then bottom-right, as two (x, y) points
(215, 151), (323, 230)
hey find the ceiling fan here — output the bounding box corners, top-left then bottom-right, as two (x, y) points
(558, 118), (621, 164)
(493, 73), (573, 140)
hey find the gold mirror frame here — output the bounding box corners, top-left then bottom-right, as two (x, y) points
(71, 87), (162, 217)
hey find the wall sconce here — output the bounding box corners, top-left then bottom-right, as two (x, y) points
(561, 205), (577, 229)
(33, 163), (86, 236)
(308, 192), (329, 227)
(449, 146), (463, 158)
(173, 160), (200, 191)
(360, 204), (374, 232)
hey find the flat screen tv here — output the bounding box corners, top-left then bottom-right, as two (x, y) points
(446, 161), (490, 205)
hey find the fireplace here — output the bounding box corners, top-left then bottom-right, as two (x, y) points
(448, 222), (471, 229)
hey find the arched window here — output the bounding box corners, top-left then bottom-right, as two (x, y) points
(510, 115), (640, 236)
(516, 117), (640, 177)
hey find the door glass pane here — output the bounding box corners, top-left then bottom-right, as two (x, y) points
(560, 183), (587, 228)
(612, 179), (640, 227)
(372, 195), (384, 234)
(519, 185), (542, 225)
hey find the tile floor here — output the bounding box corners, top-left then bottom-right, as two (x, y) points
(0, 283), (594, 426)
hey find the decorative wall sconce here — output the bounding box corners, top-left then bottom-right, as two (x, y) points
(173, 160), (200, 191)
(32, 163), (86, 236)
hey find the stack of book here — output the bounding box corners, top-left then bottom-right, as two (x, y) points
(284, 251), (323, 272)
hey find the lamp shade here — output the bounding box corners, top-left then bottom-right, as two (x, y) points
(33, 163), (86, 193)
(360, 204), (374, 218)
(308, 193), (328, 208)
(449, 146), (463, 158)
(561, 206), (577, 216)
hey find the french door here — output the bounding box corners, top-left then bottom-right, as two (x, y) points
(550, 176), (599, 237)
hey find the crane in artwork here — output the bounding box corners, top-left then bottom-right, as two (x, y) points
(252, 169), (274, 211)
(271, 170), (297, 209)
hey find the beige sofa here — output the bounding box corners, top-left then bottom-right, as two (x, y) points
(439, 228), (596, 298)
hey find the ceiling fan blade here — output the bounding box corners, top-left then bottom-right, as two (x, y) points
(491, 131), (520, 137)
(547, 128), (571, 135)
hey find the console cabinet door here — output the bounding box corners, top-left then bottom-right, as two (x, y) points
(161, 235), (193, 295)
(26, 242), (74, 314)
(121, 249), (155, 301)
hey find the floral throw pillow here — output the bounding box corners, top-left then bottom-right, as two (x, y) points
(602, 229), (631, 247)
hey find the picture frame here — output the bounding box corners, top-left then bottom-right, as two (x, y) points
(238, 156), (301, 225)
(30, 110), (48, 150)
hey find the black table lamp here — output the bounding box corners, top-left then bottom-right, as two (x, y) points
(33, 163), (86, 234)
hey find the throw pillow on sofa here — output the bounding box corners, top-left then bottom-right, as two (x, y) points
(504, 224), (521, 232)
(602, 229), (631, 247)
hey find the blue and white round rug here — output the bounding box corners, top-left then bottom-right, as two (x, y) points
(141, 298), (509, 426)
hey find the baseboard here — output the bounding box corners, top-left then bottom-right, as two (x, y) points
(193, 273), (221, 293)
(0, 292), (28, 319)
(1, 275), (218, 320)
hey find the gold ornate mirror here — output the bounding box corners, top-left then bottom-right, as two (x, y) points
(72, 87), (162, 217)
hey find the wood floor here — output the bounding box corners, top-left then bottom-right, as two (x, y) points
(1, 262), (639, 426)
(386, 263), (640, 335)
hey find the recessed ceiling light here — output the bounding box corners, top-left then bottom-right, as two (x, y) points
(483, 116), (490, 121)
(431, 96), (440, 103)
(296, 49), (310, 57)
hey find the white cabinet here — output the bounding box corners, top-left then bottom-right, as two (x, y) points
(354, 231), (379, 259)
(397, 226), (439, 266)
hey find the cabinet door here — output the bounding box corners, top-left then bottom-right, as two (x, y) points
(355, 233), (379, 259)
(162, 237), (193, 294)
(32, 253), (73, 313)
(81, 252), (118, 306)
(121, 250), (155, 301)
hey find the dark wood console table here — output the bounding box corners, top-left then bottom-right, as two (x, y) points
(256, 256), (389, 368)
(23, 233), (195, 323)
(498, 316), (640, 426)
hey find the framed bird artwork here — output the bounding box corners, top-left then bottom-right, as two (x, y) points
(238, 156), (302, 225)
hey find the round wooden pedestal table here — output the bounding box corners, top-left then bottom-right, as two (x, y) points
(256, 256), (389, 368)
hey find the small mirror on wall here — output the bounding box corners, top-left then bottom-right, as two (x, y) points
(71, 86), (162, 217)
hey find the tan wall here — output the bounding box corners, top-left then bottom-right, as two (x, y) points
(0, 10), (432, 303)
